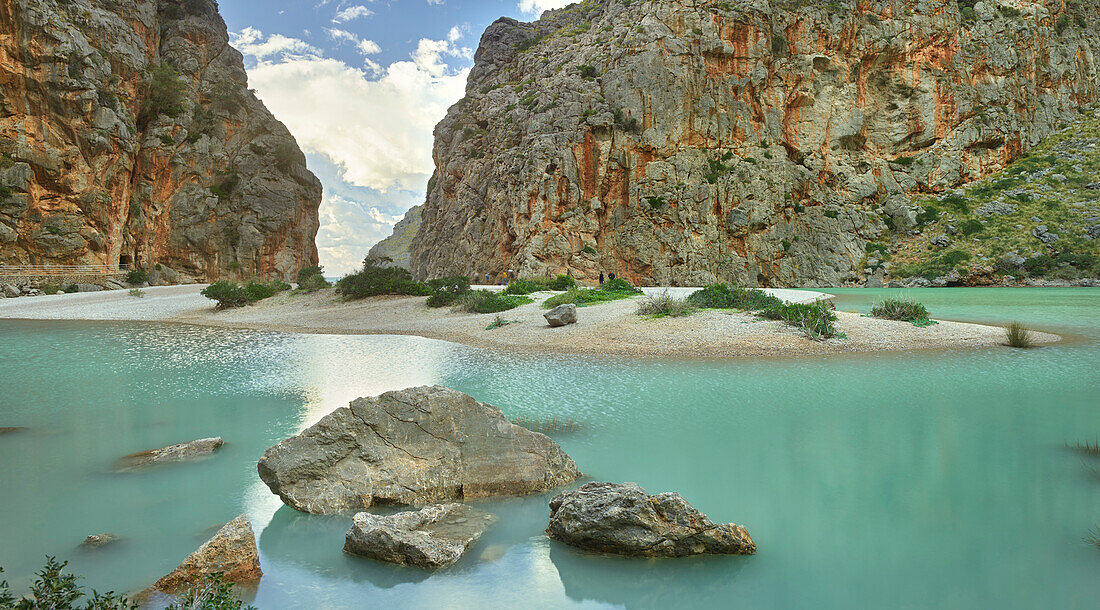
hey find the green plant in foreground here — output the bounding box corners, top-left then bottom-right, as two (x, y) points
(485, 315), (517, 330)
(759, 300), (840, 341)
(167, 572), (256, 610)
(1003, 321), (1035, 348)
(296, 265), (324, 286)
(870, 297), (931, 324)
(636, 291), (695, 317)
(128, 288), (145, 298)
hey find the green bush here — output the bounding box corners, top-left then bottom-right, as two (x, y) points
(335, 258), (431, 299)
(200, 279), (289, 309)
(1023, 254), (1055, 276)
(42, 284), (61, 295)
(891, 249), (972, 280)
(759, 300), (839, 340)
(454, 290), (532, 313)
(299, 273), (330, 292)
(426, 275), (471, 307)
(426, 290), (463, 308)
(542, 281), (642, 309)
(1004, 321), (1035, 348)
(64, 284), (79, 293)
(687, 283), (781, 310)
(126, 268), (148, 284)
(959, 219), (984, 236)
(548, 274), (576, 290)
(870, 297), (930, 323)
(599, 278), (642, 293)
(296, 265), (323, 286)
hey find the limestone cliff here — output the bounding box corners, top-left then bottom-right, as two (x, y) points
(403, 0), (1100, 287)
(0, 0), (320, 281)
(367, 203), (421, 270)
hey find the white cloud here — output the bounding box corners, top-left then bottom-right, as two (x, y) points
(233, 27), (321, 60)
(327, 28), (358, 44)
(232, 27), (468, 193)
(316, 193), (403, 274)
(517, 0), (573, 15)
(333, 4), (373, 22)
(356, 39), (381, 55)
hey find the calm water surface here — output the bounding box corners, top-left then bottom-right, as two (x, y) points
(1, 288), (1098, 609)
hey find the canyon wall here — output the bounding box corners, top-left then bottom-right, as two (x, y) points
(0, 0), (320, 282)
(402, 0), (1099, 286)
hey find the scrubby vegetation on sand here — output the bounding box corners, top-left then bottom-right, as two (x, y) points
(296, 265), (330, 292)
(335, 258), (431, 299)
(870, 297), (934, 326)
(426, 276), (471, 307)
(201, 278), (291, 309)
(503, 275), (576, 295)
(542, 278), (642, 308)
(453, 290), (533, 314)
(636, 291), (696, 317)
(1003, 321), (1035, 348)
(687, 283), (782, 310)
(0, 558), (253, 609)
(758, 300), (841, 341)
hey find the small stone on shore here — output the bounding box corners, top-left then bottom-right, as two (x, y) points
(544, 304), (577, 327)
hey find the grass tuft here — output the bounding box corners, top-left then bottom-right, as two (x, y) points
(542, 279), (642, 309)
(687, 283), (782, 310)
(636, 291), (696, 317)
(1003, 321), (1035, 348)
(759, 300), (841, 341)
(453, 290), (532, 314)
(871, 297), (931, 324)
(1068, 439), (1100, 456)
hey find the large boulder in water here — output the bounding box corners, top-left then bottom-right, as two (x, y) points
(344, 503), (497, 568)
(116, 437), (223, 471)
(151, 514), (262, 594)
(546, 482), (756, 557)
(257, 385), (581, 514)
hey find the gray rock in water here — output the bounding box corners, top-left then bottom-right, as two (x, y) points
(257, 386), (581, 514)
(546, 482), (756, 557)
(117, 437), (223, 471)
(81, 533), (121, 549)
(544, 304), (577, 327)
(344, 503), (497, 568)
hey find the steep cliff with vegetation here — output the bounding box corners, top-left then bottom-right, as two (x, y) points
(0, 0), (320, 282)
(394, 0), (1099, 287)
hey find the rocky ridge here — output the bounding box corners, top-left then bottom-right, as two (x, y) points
(0, 0), (320, 282)
(382, 0), (1100, 287)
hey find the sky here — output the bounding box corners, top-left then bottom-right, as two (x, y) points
(217, 0), (577, 275)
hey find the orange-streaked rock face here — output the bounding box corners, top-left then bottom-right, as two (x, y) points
(396, 0), (1099, 287)
(0, 0), (319, 282)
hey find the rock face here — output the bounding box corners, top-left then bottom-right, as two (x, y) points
(544, 303), (577, 327)
(117, 437), (223, 471)
(546, 482), (756, 557)
(344, 503), (497, 569)
(0, 0), (320, 281)
(367, 204), (422, 270)
(151, 514), (262, 594)
(257, 385), (581, 514)
(397, 0), (1100, 287)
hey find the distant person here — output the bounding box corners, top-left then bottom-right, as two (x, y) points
(599, 271), (605, 284)
(502, 273), (508, 286)
(485, 273), (490, 284)
(609, 272), (616, 281)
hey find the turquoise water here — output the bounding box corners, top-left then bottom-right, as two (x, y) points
(1, 288), (1098, 609)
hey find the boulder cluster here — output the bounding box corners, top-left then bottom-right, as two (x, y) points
(257, 385), (755, 569)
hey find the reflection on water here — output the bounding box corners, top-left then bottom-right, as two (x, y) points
(0, 288), (1099, 609)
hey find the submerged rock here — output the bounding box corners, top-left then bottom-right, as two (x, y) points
(80, 533), (121, 549)
(258, 385), (580, 514)
(546, 482), (756, 558)
(117, 437), (223, 471)
(544, 304), (577, 327)
(0, 426), (27, 435)
(151, 514), (262, 594)
(344, 503), (497, 568)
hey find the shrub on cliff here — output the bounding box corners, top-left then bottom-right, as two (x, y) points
(758, 300), (840, 341)
(139, 63), (187, 127)
(687, 284), (781, 310)
(335, 258), (431, 299)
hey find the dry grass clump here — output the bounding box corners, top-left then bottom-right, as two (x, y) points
(1003, 321), (1035, 348)
(636, 291), (696, 317)
(870, 297), (930, 323)
(1068, 439), (1100, 456)
(510, 416), (581, 435)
